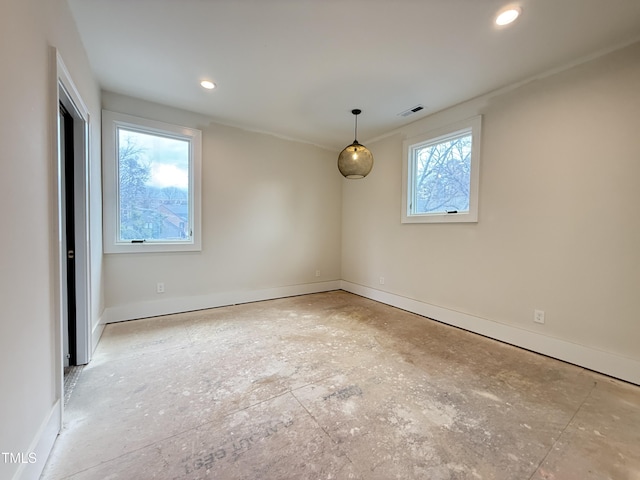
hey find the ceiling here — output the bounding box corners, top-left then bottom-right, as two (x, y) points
(67, 0), (640, 150)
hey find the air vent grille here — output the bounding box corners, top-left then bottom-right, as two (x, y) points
(398, 104), (425, 117)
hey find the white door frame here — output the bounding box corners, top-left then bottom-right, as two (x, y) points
(52, 48), (92, 417)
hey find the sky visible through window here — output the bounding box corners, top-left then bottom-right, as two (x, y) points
(119, 129), (189, 188)
(117, 128), (190, 241)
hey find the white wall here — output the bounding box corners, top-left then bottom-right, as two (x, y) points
(101, 93), (342, 322)
(341, 42), (640, 384)
(0, 0), (102, 479)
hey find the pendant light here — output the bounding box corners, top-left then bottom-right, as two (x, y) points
(338, 109), (374, 179)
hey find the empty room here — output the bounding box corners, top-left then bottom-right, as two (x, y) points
(1, 1), (640, 479)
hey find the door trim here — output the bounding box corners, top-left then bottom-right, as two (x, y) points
(51, 47), (92, 423)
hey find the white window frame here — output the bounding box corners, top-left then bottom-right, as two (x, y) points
(402, 115), (481, 224)
(102, 110), (202, 253)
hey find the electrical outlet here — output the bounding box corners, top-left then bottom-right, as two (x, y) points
(156, 282), (165, 294)
(379, 277), (385, 285)
(534, 309), (545, 324)
(315, 270), (321, 277)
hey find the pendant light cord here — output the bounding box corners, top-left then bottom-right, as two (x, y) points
(354, 113), (358, 142)
(350, 108), (362, 143)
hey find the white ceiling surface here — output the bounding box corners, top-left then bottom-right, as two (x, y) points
(67, 0), (640, 150)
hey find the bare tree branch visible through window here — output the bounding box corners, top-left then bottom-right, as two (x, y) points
(414, 134), (471, 214)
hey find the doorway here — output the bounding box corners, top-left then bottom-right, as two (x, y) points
(59, 104), (77, 366)
(55, 51), (92, 382)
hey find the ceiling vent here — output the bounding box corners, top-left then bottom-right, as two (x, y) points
(398, 104), (425, 117)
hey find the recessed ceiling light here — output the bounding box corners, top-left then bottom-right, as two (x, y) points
(495, 6), (521, 26)
(200, 80), (216, 90)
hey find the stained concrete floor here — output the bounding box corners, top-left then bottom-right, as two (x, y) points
(42, 291), (640, 480)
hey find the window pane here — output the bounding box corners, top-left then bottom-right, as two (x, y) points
(413, 133), (471, 214)
(117, 128), (190, 242)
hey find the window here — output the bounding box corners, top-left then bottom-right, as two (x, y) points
(402, 115), (481, 223)
(102, 110), (202, 253)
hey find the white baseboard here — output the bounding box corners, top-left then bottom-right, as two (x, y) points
(340, 281), (640, 386)
(92, 316), (105, 355)
(13, 399), (61, 480)
(103, 281), (341, 324)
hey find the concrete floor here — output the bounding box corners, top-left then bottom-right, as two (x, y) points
(42, 291), (640, 480)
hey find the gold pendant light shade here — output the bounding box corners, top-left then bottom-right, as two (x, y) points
(338, 109), (373, 179)
(338, 141), (374, 179)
